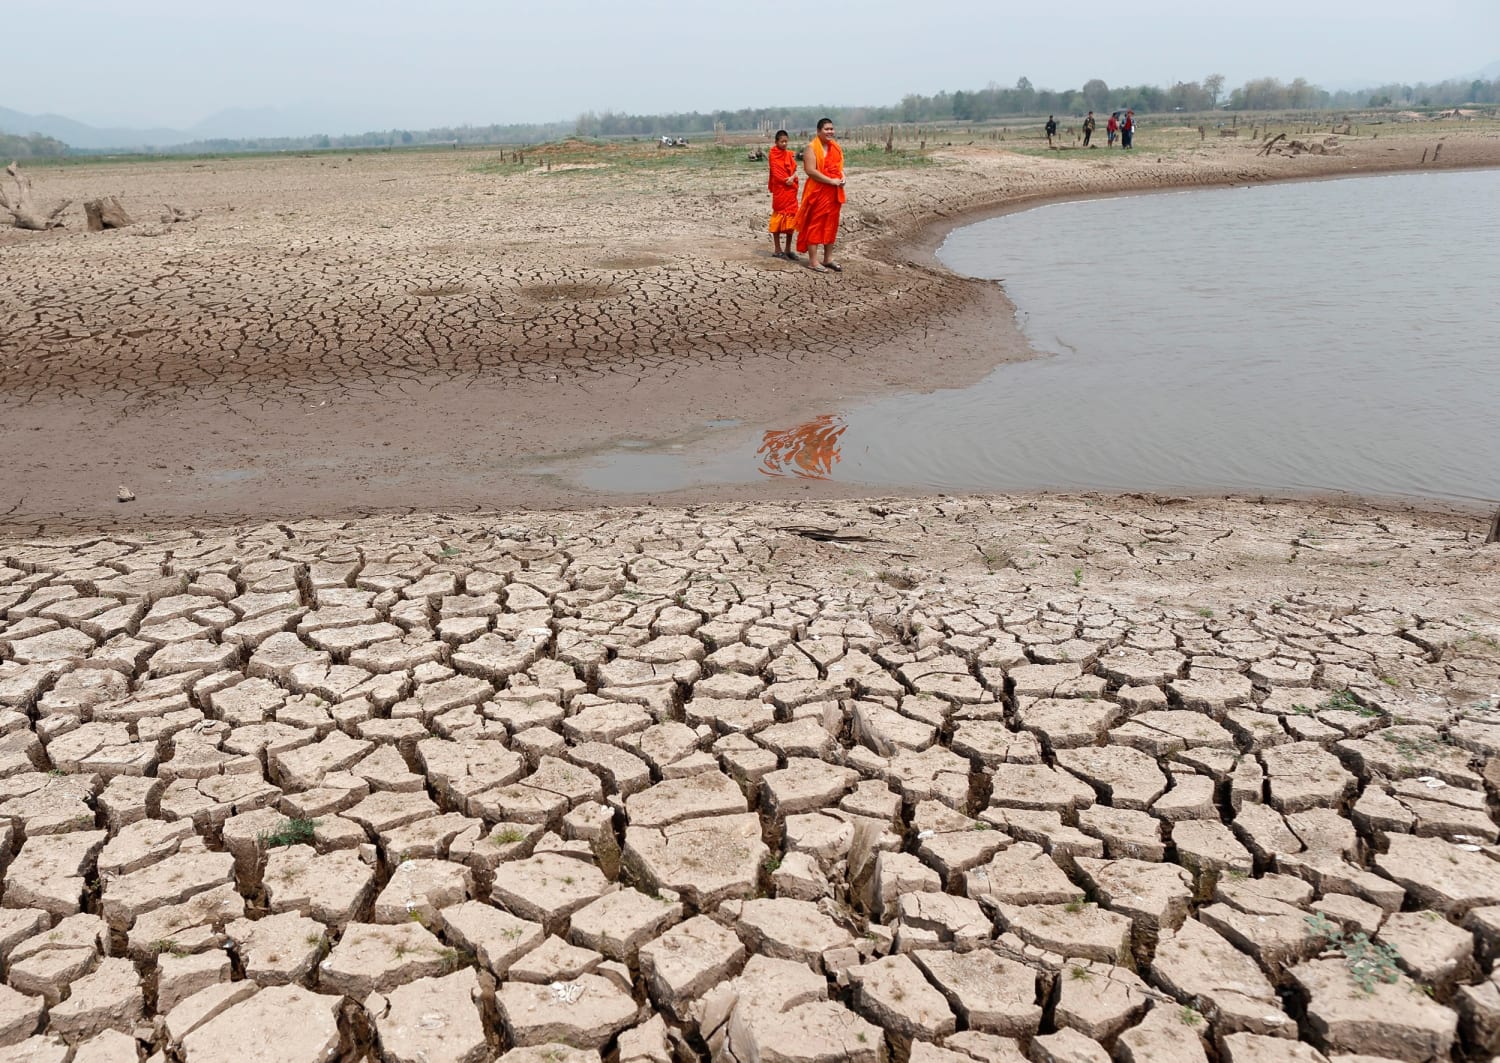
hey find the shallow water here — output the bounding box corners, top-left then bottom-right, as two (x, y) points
(567, 169), (1500, 505)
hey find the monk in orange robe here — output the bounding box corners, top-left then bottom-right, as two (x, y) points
(795, 117), (846, 272)
(767, 130), (800, 260)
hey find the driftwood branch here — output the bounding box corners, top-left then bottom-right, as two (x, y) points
(1259, 133), (1287, 156)
(0, 162), (70, 230)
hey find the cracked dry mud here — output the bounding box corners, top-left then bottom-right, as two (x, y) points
(0, 496), (1494, 1062)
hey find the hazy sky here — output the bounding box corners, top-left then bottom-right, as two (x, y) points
(9, 0), (1499, 131)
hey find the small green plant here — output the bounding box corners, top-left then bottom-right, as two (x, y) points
(1068, 965), (1093, 981)
(1196, 607), (1213, 618)
(1072, 567), (1084, 586)
(440, 544), (461, 557)
(1064, 896), (1087, 913)
(492, 826), (526, 845)
(1178, 1006), (1203, 1027)
(1379, 730), (1438, 760)
(46, 767), (66, 777)
(877, 569), (917, 590)
(980, 544), (1014, 572)
(763, 854), (782, 873)
(1319, 689), (1362, 714)
(1305, 912), (1337, 937)
(1304, 914), (1401, 993)
(259, 818), (318, 848)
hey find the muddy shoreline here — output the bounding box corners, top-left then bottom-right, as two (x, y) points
(1, 128), (1497, 530)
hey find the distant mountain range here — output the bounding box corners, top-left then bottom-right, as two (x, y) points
(0, 104), (375, 150)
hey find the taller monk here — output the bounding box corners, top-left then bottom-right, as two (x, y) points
(795, 117), (846, 273)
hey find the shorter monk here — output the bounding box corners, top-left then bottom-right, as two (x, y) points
(767, 130), (799, 260)
(795, 117), (846, 272)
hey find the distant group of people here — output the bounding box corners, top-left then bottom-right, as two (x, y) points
(1108, 110), (1135, 148)
(1058, 110), (1136, 149)
(767, 118), (845, 273)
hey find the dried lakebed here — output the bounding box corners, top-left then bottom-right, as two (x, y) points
(0, 495), (1497, 1061)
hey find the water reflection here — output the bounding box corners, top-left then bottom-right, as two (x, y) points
(757, 414), (847, 479)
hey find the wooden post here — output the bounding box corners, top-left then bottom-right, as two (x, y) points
(1486, 507), (1500, 544)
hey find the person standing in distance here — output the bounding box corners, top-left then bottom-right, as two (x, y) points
(1045, 115), (1058, 147)
(795, 118), (846, 273)
(1082, 111), (1096, 147)
(767, 130), (800, 260)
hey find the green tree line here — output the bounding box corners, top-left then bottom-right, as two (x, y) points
(0, 132), (70, 159)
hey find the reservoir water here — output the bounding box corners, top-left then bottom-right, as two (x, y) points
(568, 169), (1500, 505)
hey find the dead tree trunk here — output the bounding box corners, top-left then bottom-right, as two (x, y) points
(0, 162), (71, 230)
(84, 196), (132, 231)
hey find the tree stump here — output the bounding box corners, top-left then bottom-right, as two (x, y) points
(0, 162), (71, 230)
(84, 197), (133, 231)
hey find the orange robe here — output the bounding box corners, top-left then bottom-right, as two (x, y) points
(795, 137), (845, 252)
(767, 146), (799, 233)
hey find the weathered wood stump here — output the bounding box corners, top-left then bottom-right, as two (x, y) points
(0, 162), (71, 230)
(84, 196), (133, 231)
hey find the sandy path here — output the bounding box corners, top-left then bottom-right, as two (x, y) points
(1, 125), (1497, 525)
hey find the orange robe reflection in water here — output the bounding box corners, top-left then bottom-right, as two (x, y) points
(767, 145), (799, 235)
(758, 414), (847, 479)
(795, 138), (845, 254)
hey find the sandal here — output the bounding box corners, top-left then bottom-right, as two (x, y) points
(804, 263), (828, 273)
(823, 262), (843, 272)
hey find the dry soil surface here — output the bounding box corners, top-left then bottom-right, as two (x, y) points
(0, 497), (1497, 1060)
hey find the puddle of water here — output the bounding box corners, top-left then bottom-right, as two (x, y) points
(570, 169), (1500, 505)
